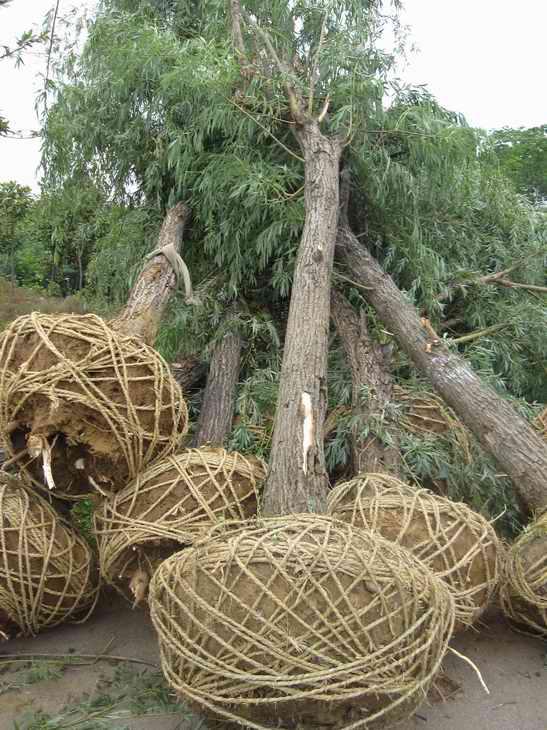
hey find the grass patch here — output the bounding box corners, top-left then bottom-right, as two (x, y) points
(7, 663), (205, 730)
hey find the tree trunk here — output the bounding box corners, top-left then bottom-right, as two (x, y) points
(192, 312), (242, 448)
(336, 222), (547, 515)
(330, 290), (401, 477)
(77, 250), (84, 291)
(170, 354), (207, 394)
(262, 122), (342, 516)
(109, 202), (191, 345)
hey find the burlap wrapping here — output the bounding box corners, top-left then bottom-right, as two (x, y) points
(500, 510), (547, 637)
(94, 447), (265, 605)
(327, 473), (500, 630)
(0, 477), (99, 638)
(0, 312), (188, 500)
(149, 514), (455, 730)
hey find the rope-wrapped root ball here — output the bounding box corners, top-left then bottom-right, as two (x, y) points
(0, 477), (99, 638)
(328, 473), (501, 631)
(500, 511), (547, 637)
(94, 447), (265, 606)
(149, 514), (455, 730)
(0, 313), (188, 500)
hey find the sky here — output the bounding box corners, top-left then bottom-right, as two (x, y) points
(0, 0), (546, 192)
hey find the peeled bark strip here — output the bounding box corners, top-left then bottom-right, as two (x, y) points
(262, 123), (342, 515)
(337, 223), (547, 515)
(193, 313), (243, 448)
(331, 290), (401, 477)
(110, 202), (191, 345)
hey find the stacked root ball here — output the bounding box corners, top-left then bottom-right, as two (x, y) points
(328, 473), (501, 630)
(501, 510), (547, 637)
(0, 312), (188, 500)
(95, 447), (265, 605)
(0, 311), (189, 636)
(0, 477), (99, 638)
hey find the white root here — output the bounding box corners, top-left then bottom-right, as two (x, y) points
(129, 568), (150, 609)
(300, 392), (314, 476)
(27, 434), (57, 491)
(448, 646), (490, 695)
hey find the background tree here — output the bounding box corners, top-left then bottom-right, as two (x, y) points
(0, 182), (33, 282)
(488, 124), (547, 204)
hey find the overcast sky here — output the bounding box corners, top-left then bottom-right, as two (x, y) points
(1, 0), (546, 192)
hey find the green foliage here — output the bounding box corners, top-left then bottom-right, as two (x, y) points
(11, 663), (200, 730)
(347, 98), (546, 401)
(488, 124), (547, 203)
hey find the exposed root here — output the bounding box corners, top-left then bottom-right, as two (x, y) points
(129, 568), (150, 608)
(27, 434), (57, 491)
(448, 646), (490, 695)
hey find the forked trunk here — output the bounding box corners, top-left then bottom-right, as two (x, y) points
(262, 122), (342, 515)
(337, 223), (547, 515)
(110, 202), (191, 345)
(192, 311), (242, 448)
(331, 290), (401, 477)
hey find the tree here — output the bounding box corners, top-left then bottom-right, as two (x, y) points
(192, 307), (243, 448)
(336, 217), (547, 516)
(0, 182), (33, 282)
(41, 1), (546, 525)
(0, 0), (49, 135)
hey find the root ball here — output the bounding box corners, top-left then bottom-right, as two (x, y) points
(149, 514), (455, 730)
(95, 447), (265, 604)
(500, 511), (547, 637)
(0, 313), (188, 499)
(0, 477), (99, 637)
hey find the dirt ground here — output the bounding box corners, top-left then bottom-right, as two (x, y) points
(0, 592), (545, 730)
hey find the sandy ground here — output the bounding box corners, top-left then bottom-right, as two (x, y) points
(0, 593), (545, 730)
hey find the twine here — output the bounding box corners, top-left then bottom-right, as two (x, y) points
(149, 514), (455, 730)
(0, 477), (99, 637)
(94, 447), (265, 604)
(327, 473), (501, 630)
(500, 510), (547, 637)
(0, 312), (188, 500)
(393, 386), (471, 462)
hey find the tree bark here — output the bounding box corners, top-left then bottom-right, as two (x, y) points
(331, 290), (401, 477)
(336, 223), (547, 515)
(192, 312), (242, 448)
(109, 202), (191, 345)
(262, 122), (342, 516)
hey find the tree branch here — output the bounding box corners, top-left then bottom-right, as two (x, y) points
(242, 11), (305, 124)
(308, 13), (327, 116)
(450, 323), (506, 345)
(438, 255), (545, 301)
(493, 279), (547, 293)
(230, 0), (248, 63)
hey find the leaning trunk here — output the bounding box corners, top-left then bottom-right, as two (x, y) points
(192, 311), (242, 448)
(331, 290), (401, 477)
(110, 202), (191, 345)
(337, 223), (547, 515)
(262, 122), (342, 515)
